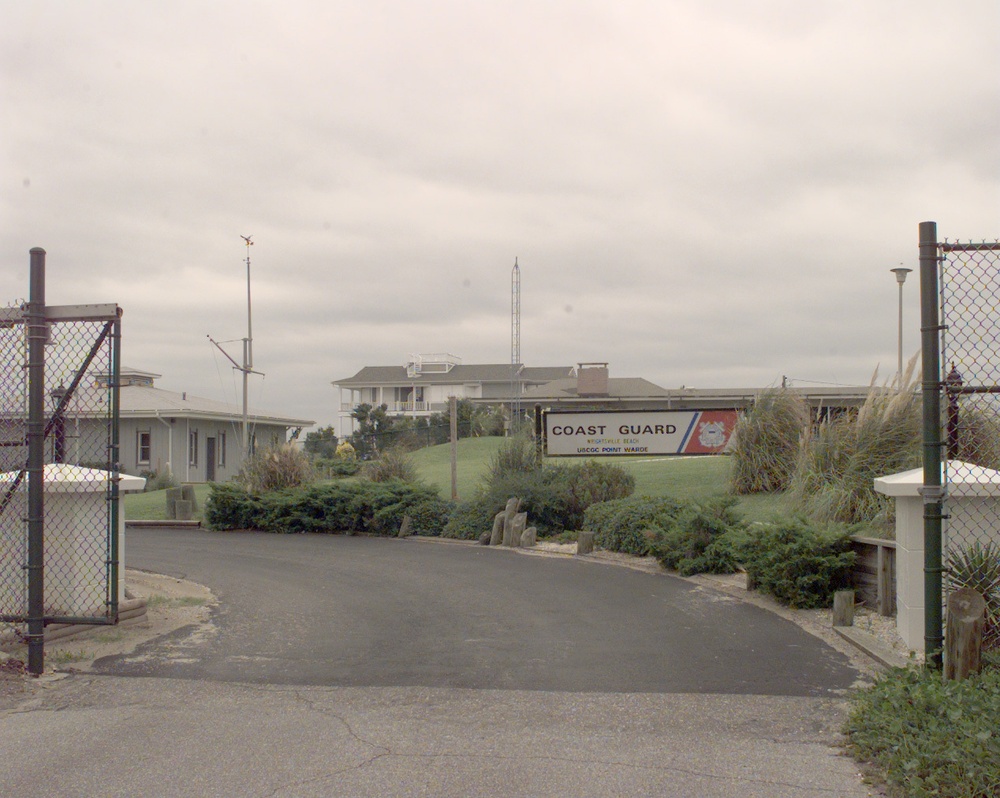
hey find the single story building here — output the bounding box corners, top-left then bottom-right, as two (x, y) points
(38, 367), (313, 483)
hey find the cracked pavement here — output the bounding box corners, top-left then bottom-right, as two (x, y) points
(0, 529), (882, 796)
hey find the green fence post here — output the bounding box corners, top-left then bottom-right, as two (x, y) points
(919, 220), (944, 668)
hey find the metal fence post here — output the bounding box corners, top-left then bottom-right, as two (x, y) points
(26, 248), (47, 675)
(108, 309), (122, 620)
(919, 221), (944, 668)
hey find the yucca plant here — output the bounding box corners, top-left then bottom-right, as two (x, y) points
(792, 356), (922, 526)
(945, 541), (1000, 648)
(729, 387), (810, 494)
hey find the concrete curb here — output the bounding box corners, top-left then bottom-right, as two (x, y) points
(126, 519), (201, 528)
(833, 626), (913, 670)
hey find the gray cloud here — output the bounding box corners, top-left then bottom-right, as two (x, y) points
(2, 0), (997, 428)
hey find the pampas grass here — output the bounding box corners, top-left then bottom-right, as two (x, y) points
(237, 443), (314, 493)
(791, 355), (922, 526)
(729, 387), (810, 494)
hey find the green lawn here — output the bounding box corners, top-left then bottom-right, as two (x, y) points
(123, 440), (792, 523)
(124, 483), (212, 521)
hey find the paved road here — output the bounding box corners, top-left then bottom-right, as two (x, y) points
(102, 528), (857, 696)
(0, 529), (881, 797)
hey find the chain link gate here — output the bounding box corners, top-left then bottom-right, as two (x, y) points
(918, 223), (1000, 663)
(1, 248), (122, 674)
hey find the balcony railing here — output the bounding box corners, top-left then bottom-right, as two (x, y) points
(339, 401), (450, 414)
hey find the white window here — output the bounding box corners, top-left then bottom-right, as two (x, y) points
(189, 430), (198, 466)
(218, 432), (226, 466)
(137, 431), (151, 464)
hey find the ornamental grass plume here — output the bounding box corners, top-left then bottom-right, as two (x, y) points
(236, 443), (314, 493)
(951, 395), (1000, 470)
(729, 386), (810, 494)
(791, 355), (921, 526)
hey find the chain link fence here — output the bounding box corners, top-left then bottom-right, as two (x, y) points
(939, 238), (1000, 651)
(1, 256), (122, 675)
(0, 298), (28, 624)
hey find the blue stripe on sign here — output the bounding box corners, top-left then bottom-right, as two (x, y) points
(678, 412), (701, 452)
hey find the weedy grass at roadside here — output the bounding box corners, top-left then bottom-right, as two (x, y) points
(845, 651), (1000, 798)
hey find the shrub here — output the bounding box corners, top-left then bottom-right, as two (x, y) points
(442, 499), (499, 541)
(479, 466), (575, 535)
(204, 482), (267, 530)
(140, 469), (177, 492)
(204, 479), (449, 535)
(363, 448), (418, 483)
(484, 434), (539, 484)
(651, 497), (746, 576)
(739, 518), (855, 608)
(583, 496), (685, 556)
(729, 387), (809, 494)
(846, 654), (1000, 798)
(565, 460), (636, 521)
(237, 443), (313, 493)
(335, 441), (357, 460)
(313, 457), (361, 478)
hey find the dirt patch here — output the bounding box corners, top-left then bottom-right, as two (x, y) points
(0, 568), (215, 706)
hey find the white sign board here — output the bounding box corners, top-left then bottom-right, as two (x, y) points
(544, 410), (737, 456)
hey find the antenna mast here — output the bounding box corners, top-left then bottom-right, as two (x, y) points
(208, 235), (263, 463)
(510, 258), (521, 433)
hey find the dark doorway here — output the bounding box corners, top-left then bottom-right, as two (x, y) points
(206, 437), (216, 482)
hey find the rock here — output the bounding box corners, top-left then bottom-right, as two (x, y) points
(398, 515), (413, 538)
(509, 512), (527, 547)
(490, 512), (505, 546)
(577, 530), (595, 555)
(520, 527), (537, 548)
(478, 530), (492, 545)
(174, 499), (193, 521)
(501, 498), (521, 546)
(165, 487), (183, 519)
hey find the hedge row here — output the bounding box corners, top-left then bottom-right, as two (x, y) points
(584, 495), (855, 609)
(204, 480), (451, 536)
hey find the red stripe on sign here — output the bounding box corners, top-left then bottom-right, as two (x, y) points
(681, 410), (738, 454)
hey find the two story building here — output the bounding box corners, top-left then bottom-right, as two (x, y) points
(332, 354), (573, 437)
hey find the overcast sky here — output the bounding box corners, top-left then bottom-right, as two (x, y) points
(2, 1), (998, 431)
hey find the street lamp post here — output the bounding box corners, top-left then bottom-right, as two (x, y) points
(891, 266), (912, 386)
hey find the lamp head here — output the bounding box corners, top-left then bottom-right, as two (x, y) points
(891, 266), (912, 285)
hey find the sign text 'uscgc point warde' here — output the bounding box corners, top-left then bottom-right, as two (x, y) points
(543, 410), (737, 457)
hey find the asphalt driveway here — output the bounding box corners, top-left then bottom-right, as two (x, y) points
(99, 528), (859, 696)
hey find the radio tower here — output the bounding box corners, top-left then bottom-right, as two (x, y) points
(510, 258), (521, 433)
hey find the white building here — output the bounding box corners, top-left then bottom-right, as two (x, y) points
(332, 354), (573, 438)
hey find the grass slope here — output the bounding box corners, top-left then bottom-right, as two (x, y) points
(409, 439), (792, 523)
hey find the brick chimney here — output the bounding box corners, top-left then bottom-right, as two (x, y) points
(577, 363), (609, 396)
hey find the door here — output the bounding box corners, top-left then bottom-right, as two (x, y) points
(206, 437), (216, 482)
